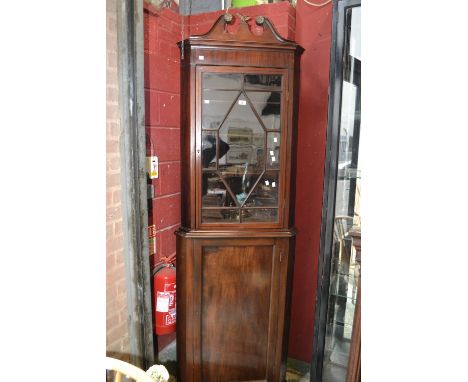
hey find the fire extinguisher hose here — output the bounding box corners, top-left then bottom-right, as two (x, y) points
(152, 253), (176, 276)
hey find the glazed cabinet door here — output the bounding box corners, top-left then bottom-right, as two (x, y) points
(189, 237), (291, 382)
(197, 66), (290, 229)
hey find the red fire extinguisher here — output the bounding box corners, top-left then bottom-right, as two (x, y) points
(153, 262), (176, 335)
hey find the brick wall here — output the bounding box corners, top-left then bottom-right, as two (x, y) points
(144, 3), (182, 268)
(144, 2), (182, 352)
(143, 1), (296, 352)
(106, 0), (130, 360)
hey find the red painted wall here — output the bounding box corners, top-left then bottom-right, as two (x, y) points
(183, 2), (295, 40)
(287, 1), (332, 362)
(144, 3), (182, 267)
(143, 1), (332, 359)
(144, 3), (182, 351)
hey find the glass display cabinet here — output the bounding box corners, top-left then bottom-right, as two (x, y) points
(176, 14), (303, 382)
(311, 1), (361, 381)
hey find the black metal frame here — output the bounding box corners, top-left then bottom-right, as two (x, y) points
(310, 0), (360, 381)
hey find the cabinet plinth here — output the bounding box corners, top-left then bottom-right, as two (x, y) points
(177, 14), (303, 382)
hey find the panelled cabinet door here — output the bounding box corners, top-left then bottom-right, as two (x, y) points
(191, 237), (290, 382)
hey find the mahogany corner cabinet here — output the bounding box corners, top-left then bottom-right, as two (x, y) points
(175, 14), (303, 382)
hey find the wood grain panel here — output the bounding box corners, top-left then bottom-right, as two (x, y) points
(189, 48), (294, 69)
(201, 244), (274, 381)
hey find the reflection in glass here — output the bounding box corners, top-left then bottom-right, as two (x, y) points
(329, 273), (357, 301)
(220, 172), (261, 205)
(202, 131), (217, 169)
(201, 72), (284, 224)
(218, 93), (265, 205)
(219, 94), (264, 170)
(202, 172), (237, 207)
(241, 208), (278, 223)
(247, 91), (281, 130)
(244, 74), (282, 91)
(267, 132), (280, 169)
(202, 208), (240, 223)
(202, 131), (230, 170)
(244, 171), (279, 207)
(322, 322), (349, 382)
(203, 73), (242, 89)
(202, 90), (239, 130)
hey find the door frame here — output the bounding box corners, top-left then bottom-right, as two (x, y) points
(116, 0), (154, 369)
(310, 0), (361, 380)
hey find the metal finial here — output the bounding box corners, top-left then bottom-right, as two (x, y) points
(256, 16), (265, 25)
(224, 13), (233, 23)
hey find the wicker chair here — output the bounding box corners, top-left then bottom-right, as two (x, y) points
(105, 357), (155, 382)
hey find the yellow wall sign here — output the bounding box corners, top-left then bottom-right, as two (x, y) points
(146, 156), (159, 179)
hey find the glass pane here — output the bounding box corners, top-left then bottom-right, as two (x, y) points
(218, 93), (265, 205)
(322, 323), (349, 382)
(322, 5), (361, 382)
(202, 90), (239, 130)
(199, 73), (284, 226)
(203, 72), (242, 89)
(202, 208), (240, 223)
(201, 172), (237, 208)
(220, 173), (261, 206)
(241, 208), (278, 223)
(244, 171), (279, 207)
(202, 131), (217, 169)
(244, 74), (282, 91)
(329, 272), (358, 301)
(325, 322), (352, 360)
(246, 91), (281, 130)
(267, 132), (280, 169)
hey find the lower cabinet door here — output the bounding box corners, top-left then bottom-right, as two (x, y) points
(181, 236), (291, 382)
